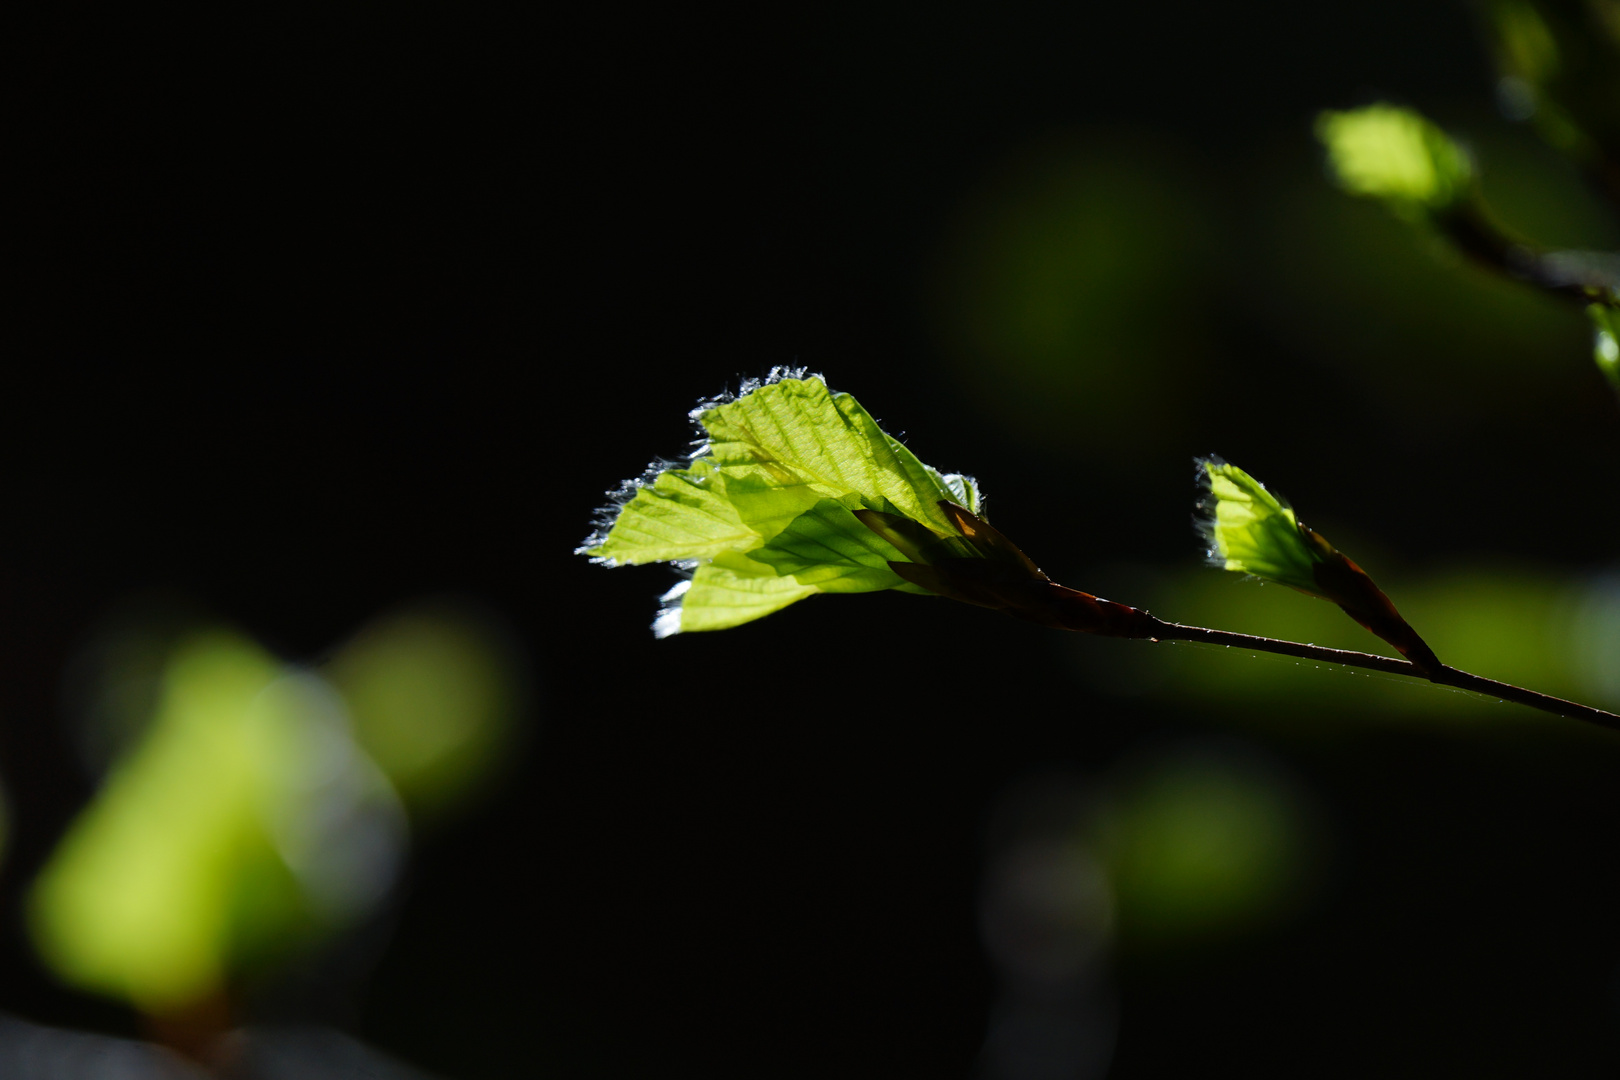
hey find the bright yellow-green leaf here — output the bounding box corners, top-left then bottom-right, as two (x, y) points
(30, 633), (289, 1011)
(662, 550), (820, 636)
(1198, 458), (1324, 595)
(583, 371), (982, 635)
(1316, 104), (1473, 220)
(694, 374), (973, 534)
(589, 457), (756, 566)
(30, 629), (405, 1014)
(747, 496), (929, 594)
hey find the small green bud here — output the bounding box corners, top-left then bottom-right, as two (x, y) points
(1197, 457), (1441, 674)
(1197, 458), (1324, 595)
(1315, 104), (1474, 220)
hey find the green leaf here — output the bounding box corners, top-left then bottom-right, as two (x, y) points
(662, 550), (820, 636)
(585, 371), (983, 636)
(1315, 104), (1473, 220)
(588, 458), (757, 566)
(711, 466), (826, 542)
(1197, 458), (1324, 595)
(933, 468), (982, 513)
(28, 630), (406, 1013)
(748, 496), (929, 594)
(695, 374), (971, 535)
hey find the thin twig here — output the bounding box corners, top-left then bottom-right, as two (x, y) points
(1149, 619), (1620, 732)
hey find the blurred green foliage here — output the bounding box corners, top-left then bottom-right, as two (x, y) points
(29, 600), (524, 1016)
(1314, 95), (1619, 399)
(930, 113), (1615, 456)
(31, 631), (370, 1013)
(1316, 104), (1474, 220)
(927, 137), (1210, 456)
(1474, 121), (1620, 250)
(1101, 747), (1313, 947)
(1484, 0), (1620, 196)
(1257, 139), (1592, 390)
(325, 601), (523, 821)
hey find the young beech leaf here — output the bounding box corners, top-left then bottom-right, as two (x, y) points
(746, 495), (934, 595)
(1197, 457), (1442, 674)
(1315, 104), (1473, 222)
(661, 551), (819, 636)
(581, 370), (983, 636)
(1197, 460), (1320, 593)
(583, 370), (1169, 639)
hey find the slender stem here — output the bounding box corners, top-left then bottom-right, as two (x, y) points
(1152, 621), (1413, 674)
(1149, 619), (1620, 732)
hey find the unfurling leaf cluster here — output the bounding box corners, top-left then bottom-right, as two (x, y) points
(581, 371), (982, 636)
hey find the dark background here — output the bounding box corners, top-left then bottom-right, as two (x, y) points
(7, 1), (1620, 1076)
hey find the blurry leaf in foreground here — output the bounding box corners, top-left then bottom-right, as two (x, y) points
(1197, 457), (1440, 672)
(580, 370), (984, 636)
(324, 599), (526, 821)
(30, 629), (406, 1015)
(1316, 104), (1474, 221)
